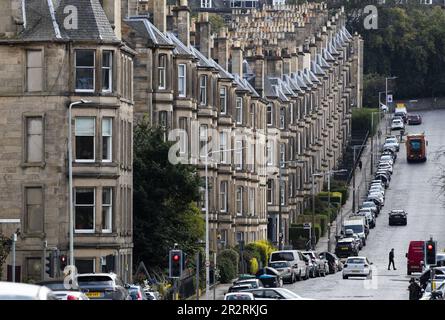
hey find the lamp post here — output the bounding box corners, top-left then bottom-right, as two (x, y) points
(201, 146), (246, 300)
(68, 100), (91, 268)
(351, 145), (362, 213)
(370, 111), (382, 176)
(311, 172), (323, 249)
(385, 76), (397, 113)
(277, 159), (306, 250)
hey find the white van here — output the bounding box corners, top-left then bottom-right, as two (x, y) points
(343, 219), (367, 246)
(269, 250), (308, 281)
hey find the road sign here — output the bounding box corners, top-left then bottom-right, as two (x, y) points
(387, 94), (393, 103)
(303, 223), (312, 230)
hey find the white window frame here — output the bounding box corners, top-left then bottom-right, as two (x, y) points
(158, 54), (167, 90)
(236, 97), (243, 124)
(102, 51), (113, 93)
(220, 131), (228, 164)
(26, 49), (43, 92)
(102, 118), (112, 162)
(267, 143), (273, 166)
(236, 186), (243, 216)
(267, 104), (273, 126)
(201, 0), (212, 8)
(199, 75), (208, 106)
(74, 188), (96, 234)
(25, 116), (44, 163)
(178, 64), (186, 97)
(75, 117), (96, 163)
(248, 188), (255, 216)
(235, 140), (243, 170)
(280, 143), (286, 168)
(220, 86), (227, 114)
(75, 50), (95, 93)
(102, 187), (112, 233)
(220, 181), (228, 213)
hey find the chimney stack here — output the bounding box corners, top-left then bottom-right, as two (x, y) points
(231, 40), (244, 78)
(154, 0), (167, 33)
(216, 27), (229, 70)
(254, 46), (265, 95)
(196, 13), (211, 58)
(176, 0), (190, 46)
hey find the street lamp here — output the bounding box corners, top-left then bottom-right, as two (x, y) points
(200, 146), (246, 300)
(370, 110), (382, 176)
(385, 76), (397, 113)
(311, 172), (323, 250)
(351, 145), (363, 213)
(68, 99), (91, 268)
(277, 159), (306, 250)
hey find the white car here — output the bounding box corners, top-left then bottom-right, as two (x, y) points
(245, 288), (310, 300)
(0, 282), (58, 300)
(380, 154), (394, 165)
(391, 119), (404, 130)
(53, 291), (90, 300)
(377, 163), (393, 174)
(385, 137), (400, 151)
(342, 257), (373, 279)
(224, 292), (255, 300)
(420, 279), (445, 300)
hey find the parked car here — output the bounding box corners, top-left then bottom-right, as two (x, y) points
(391, 119), (404, 130)
(319, 252), (343, 274)
(53, 291), (90, 300)
(407, 114), (422, 125)
(255, 267), (283, 288)
(0, 282), (58, 300)
(436, 253), (445, 267)
(302, 251), (328, 277)
(128, 285), (148, 300)
(342, 256), (373, 279)
(244, 288), (308, 300)
(406, 241), (425, 275)
(388, 209), (407, 226)
(354, 209), (376, 229)
(367, 193), (384, 209)
(224, 292), (255, 300)
(343, 219), (367, 245)
(382, 150), (397, 161)
(76, 273), (130, 300)
(377, 163), (393, 175)
(420, 280), (445, 300)
(228, 284), (255, 293)
(232, 278), (263, 289)
(268, 261), (296, 283)
(269, 250), (308, 281)
(381, 154), (395, 164)
(420, 267), (445, 289)
(361, 200), (380, 216)
(301, 253), (315, 278)
(384, 137), (400, 152)
(373, 175), (390, 188)
(335, 238), (359, 258)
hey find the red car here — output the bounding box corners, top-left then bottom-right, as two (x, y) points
(406, 241), (425, 275)
(407, 114), (422, 125)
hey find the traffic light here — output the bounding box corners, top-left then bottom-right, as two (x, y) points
(60, 254), (68, 271)
(45, 252), (55, 278)
(425, 239), (437, 265)
(169, 250), (183, 278)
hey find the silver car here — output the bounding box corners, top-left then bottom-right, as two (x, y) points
(0, 282), (58, 300)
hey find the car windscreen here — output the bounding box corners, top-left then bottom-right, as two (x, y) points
(270, 252), (294, 262)
(226, 295), (252, 300)
(409, 140), (422, 151)
(347, 258), (365, 264)
(278, 289), (301, 299)
(269, 262), (288, 268)
(344, 225), (363, 234)
(76, 276), (114, 288)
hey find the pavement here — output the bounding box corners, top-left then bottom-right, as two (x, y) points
(287, 109), (445, 299)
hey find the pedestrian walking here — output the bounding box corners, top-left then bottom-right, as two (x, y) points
(388, 248), (397, 270)
(358, 160), (362, 171)
(408, 278), (422, 300)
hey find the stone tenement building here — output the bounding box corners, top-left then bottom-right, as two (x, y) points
(126, 0), (363, 252)
(0, 0), (134, 283)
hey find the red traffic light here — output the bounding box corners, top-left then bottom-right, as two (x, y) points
(428, 244), (433, 250)
(173, 254), (180, 262)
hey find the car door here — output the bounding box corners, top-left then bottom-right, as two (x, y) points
(249, 290), (266, 300)
(263, 289), (282, 300)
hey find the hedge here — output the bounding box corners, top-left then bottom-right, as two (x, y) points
(217, 249), (239, 283)
(249, 258), (259, 275)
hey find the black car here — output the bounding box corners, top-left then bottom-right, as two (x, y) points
(407, 114), (422, 125)
(335, 238), (359, 258)
(388, 210), (407, 226)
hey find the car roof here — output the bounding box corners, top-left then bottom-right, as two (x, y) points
(225, 292), (254, 297)
(0, 282), (52, 299)
(390, 209), (406, 213)
(269, 260), (290, 264)
(347, 256), (367, 260)
(337, 238), (354, 243)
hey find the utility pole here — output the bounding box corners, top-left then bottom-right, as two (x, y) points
(11, 233), (17, 283)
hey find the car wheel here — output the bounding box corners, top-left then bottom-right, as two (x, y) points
(292, 273), (296, 283)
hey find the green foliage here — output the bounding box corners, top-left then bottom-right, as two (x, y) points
(352, 108), (380, 135)
(326, 179), (349, 205)
(249, 258), (259, 275)
(209, 14), (225, 34)
(349, 5), (445, 100)
(0, 234), (12, 274)
(133, 118), (204, 270)
(217, 249), (239, 283)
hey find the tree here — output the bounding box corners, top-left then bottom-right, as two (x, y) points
(133, 118), (204, 271)
(0, 234), (12, 276)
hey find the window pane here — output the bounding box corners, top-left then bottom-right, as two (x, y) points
(75, 206), (94, 230)
(76, 50), (95, 67)
(76, 68), (94, 90)
(27, 68), (42, 92)
(102, 51), (112, 68)
(75, 189), (94, 205)
(102, 118), (112, 136)
(76, 136), (94, 160)
(27, 51), (42, 68)
(26, 187), (43, 233)
(27, 118), (43, 163)
(103, 188), (111, 205)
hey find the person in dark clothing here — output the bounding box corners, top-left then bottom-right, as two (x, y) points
(408, 278), (422, 300)
(358, 160), (363, 171)
(388, 248), (396, 270)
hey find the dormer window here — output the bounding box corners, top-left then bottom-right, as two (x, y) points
(75, 50), (95, 92)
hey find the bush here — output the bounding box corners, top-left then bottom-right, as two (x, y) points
(314, 224), (321, 243)
(249, 258), (259, 275)
(251, 240), (276, 266)
(352, 107), (380, 135)
(217, 249), (239, 283)
(317, 214), (328, 236)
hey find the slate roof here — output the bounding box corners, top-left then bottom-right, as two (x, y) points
(124, 17), (173, 47)
(18, 0), (119, 43)
(166, 32), (195, 56)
